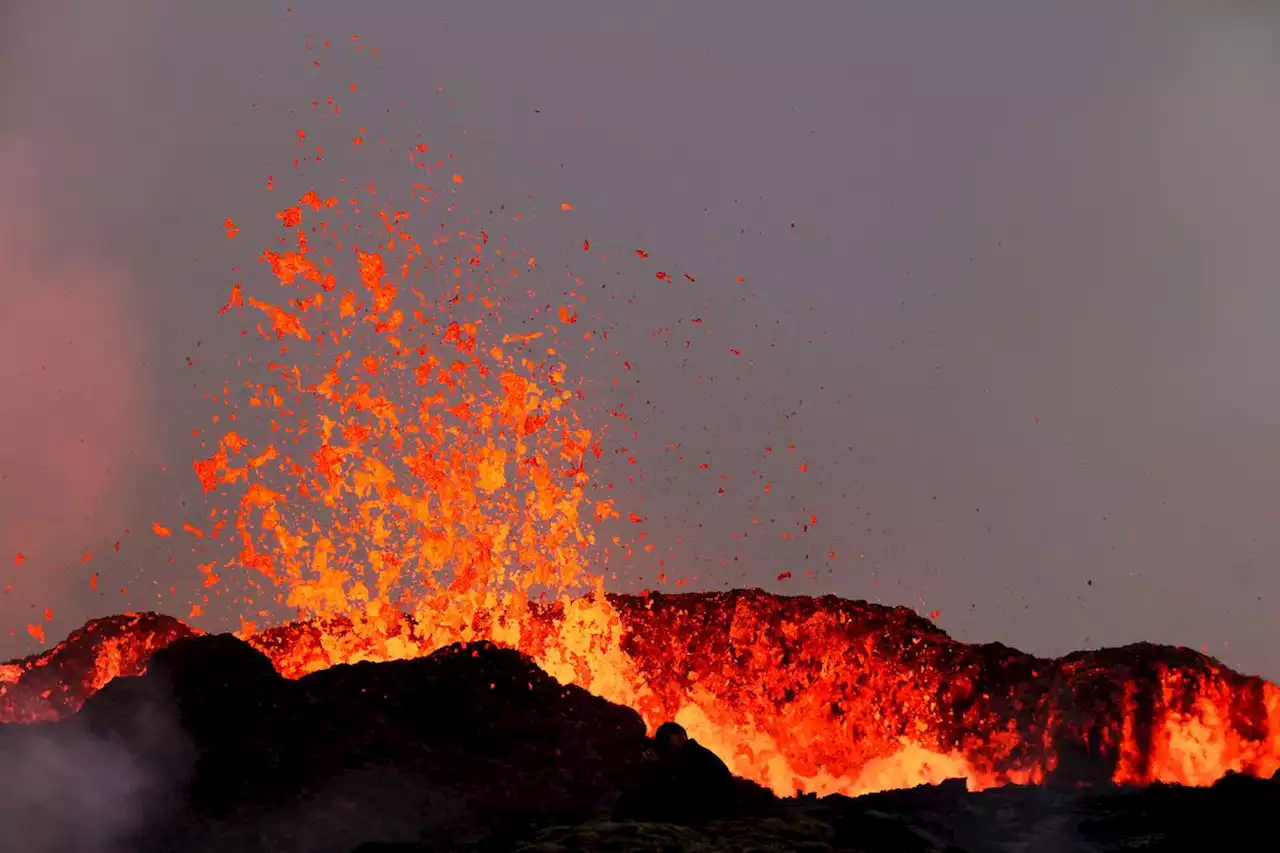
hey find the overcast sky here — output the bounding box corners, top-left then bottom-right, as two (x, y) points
(2, 2), (1278, 680)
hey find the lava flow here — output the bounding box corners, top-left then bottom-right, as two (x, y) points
(3, 103), (1278, 801)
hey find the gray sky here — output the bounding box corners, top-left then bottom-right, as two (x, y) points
(2, 2), (1278, 681)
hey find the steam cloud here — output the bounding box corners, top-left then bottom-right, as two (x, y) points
(0, 677), (191, 853)
(0, 2), (160, 638)
(0, 725), (154, 853)
(0, 144), (149, 568)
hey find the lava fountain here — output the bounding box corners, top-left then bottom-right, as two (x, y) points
(2, 94), (1278, 800)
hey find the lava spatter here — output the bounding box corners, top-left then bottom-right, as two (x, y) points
(198, 176), (621, 659)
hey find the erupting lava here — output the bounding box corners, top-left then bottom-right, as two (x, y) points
(3, 76), (1278, 802)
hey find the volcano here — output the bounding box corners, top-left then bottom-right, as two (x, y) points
(4, 61), (1275, 850)
(3, 590), (1277, 800)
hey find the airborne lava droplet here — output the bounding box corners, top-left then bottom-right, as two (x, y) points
(219, 284), (244, 315)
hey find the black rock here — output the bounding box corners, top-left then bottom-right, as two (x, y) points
(10, 634), (649, 851)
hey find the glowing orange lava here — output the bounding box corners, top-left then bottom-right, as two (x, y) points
(195, 174), (627, 665)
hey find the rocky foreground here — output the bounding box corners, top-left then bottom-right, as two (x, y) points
(0, 631), (1274, 853)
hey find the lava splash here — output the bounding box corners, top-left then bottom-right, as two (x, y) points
(2, 591), (1277, 798)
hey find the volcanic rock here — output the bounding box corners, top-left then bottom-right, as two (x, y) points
(607, 591), (1280, 789)
(6, 633), (648, 851)
(0, 611), (197, 722)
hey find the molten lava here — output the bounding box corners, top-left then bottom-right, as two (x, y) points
(3, 80), (1277, 803)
